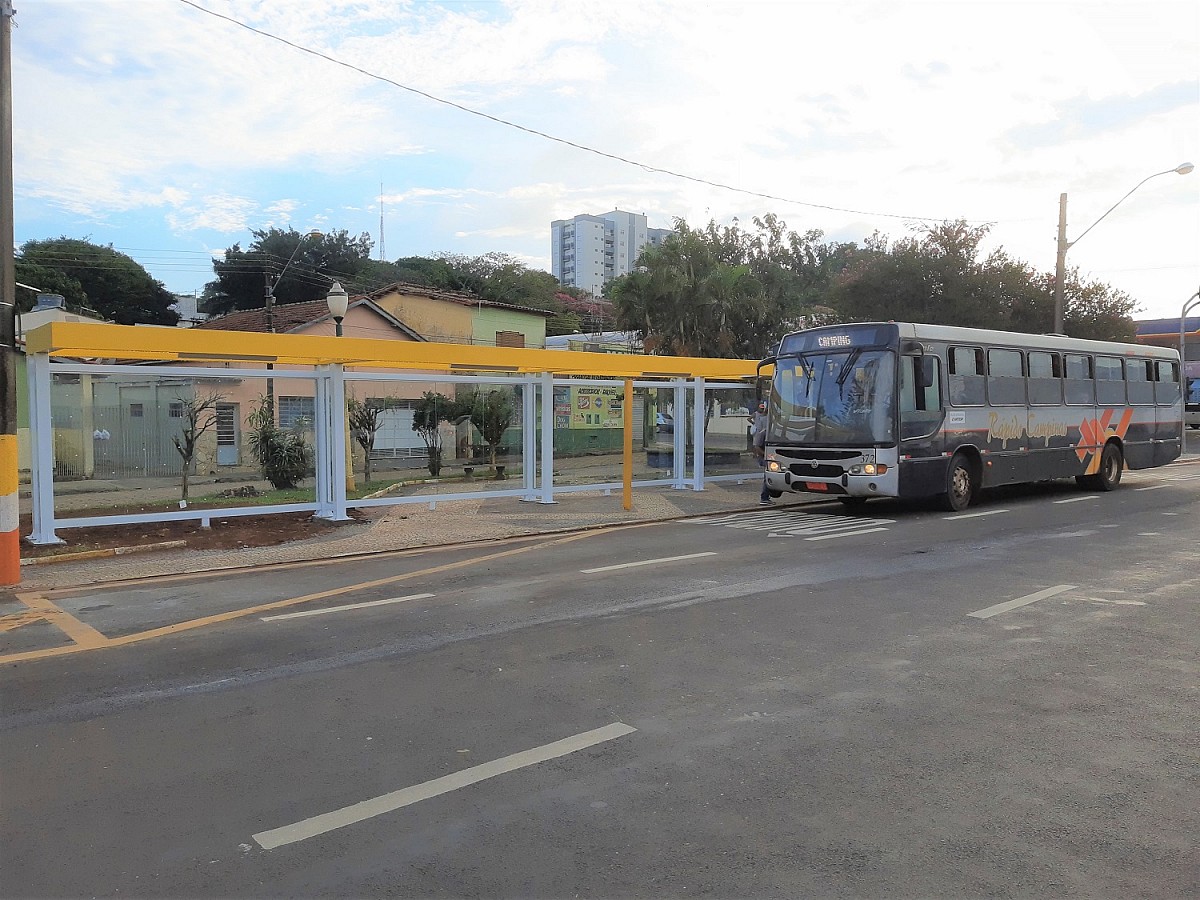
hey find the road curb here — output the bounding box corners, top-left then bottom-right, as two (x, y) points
(20, 540), (189, 567)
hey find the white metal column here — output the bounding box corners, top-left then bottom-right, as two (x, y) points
(672, 378), (687, 490)
(691, 378), (706, 491)
(329, 364), (349, 521)
(522, 376), (537, 499)
(538, 370), (556, 504)
(312, 365), (332, 520)
(315, 364), (350, 522)
(26, 352), (62, 545)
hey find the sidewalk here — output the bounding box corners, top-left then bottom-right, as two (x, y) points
(11, 477), (784, 591)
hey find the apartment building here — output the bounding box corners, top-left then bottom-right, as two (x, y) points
(551, 209), (673, 297)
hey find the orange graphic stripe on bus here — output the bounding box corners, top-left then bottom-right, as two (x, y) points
(1076, 408), (1134, 473)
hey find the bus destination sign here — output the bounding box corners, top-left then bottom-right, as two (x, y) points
(779, 323), (898, 356)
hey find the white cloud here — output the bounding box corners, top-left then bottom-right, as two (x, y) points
(12, 0), (1198, 318)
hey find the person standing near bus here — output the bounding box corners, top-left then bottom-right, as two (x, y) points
(752, 401), (772, 504)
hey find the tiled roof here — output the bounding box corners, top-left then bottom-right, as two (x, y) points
(367, 281), (557, 318)
(194, 299), (336, 334)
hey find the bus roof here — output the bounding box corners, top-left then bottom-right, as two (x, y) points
(779, 321), (1179, 360)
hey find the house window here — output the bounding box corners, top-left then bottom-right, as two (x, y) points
(496, 331), (525, 348)
(129, 403), (144, 418)
(278, 396), (315, 429)
(169, 402), (184, 418)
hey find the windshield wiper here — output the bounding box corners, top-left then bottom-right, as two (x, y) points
(835, 348), (862, 386)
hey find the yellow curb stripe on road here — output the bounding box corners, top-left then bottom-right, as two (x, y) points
(16, 592), (110, 649)
(0, 609), (47, 634)
(0, 531), (598, 666)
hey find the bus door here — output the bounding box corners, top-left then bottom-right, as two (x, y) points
(897, 353), (946, 497)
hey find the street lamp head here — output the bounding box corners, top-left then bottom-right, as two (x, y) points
(326, 281), (349, 320)
(1174, 162), (1195, 176)
(306, 229), (324, 239)
(326, 281), (349, 337)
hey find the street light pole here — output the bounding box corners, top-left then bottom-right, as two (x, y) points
(1183, 288), (1200, 444)
(1053, 162), (1194, 335)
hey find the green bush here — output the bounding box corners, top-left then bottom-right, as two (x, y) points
(246, 397), (313, 490)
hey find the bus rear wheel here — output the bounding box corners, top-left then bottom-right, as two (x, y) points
(941, 453), (976, 512)
(1080, 442), (1123, 491)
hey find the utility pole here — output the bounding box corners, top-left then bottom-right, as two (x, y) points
(264, 272), (276, 414)
(1, 0), (20, 585)
(1052, 192), (1068, 335)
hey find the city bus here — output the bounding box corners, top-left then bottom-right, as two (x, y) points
(757, 322), (1183, 511)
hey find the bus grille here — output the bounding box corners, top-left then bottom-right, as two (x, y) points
(787, 463), (844, 479)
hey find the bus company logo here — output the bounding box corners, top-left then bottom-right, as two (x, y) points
(818, 335), (853, 348)
(1076, 408), (1134, 471)
(987, 412), (1024, 447)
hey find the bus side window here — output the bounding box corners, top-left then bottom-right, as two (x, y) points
(1126, 359), (1154, 405)
(1065, 353), (1094, 405)
(948, 346), (984, 405)
(1028, 350), (1062, 405)
(1095, 356), (1126, 406)
(1155, 360), (1180, 405)
(987, 348), (1026, 406)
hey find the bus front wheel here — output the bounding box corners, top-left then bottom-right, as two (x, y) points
(1080, 442), (1123, 492)
(941, 454), (976, 512)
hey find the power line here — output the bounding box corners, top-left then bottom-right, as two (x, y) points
(175, 0), (991, 225)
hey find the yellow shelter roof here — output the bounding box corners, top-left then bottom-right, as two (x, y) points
(25, 321), (766, 380)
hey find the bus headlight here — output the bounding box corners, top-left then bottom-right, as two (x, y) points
(766, 459), (782, 473)
(850, 463), (888, 475)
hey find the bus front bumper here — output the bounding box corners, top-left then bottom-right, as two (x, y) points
(765, 460), (899, 498)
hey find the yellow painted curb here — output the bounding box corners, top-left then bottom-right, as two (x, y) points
(21, 540), (188, 567)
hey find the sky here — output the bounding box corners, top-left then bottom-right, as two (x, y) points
(11, 0), (1199, 322)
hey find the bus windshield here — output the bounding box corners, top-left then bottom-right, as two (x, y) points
(770, 349), (896, 445)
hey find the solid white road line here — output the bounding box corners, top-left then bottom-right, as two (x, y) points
(581, 552), (716, 574)
(1053, 495), (1101, 504)
(261, 593), (435, 622)
(1135, 485), (1169, 492)
(944, 509), (1011, 520)
(252, 722), (638, 850)
(968, 584), (1076, 620)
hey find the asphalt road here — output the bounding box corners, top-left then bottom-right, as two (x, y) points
(2, 463), (1199, 898)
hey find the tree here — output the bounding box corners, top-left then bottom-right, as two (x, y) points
(347, 397), (392, 485)
(827, 220), (1137, 341)
(246, 395), (313, 490)
(17, 238), (179, 324)
(11, 261), (89, 312)
(609, 221), (769, 358)
(206, 227), (374, 314)
(170, 391), (224, 502)
(411, 392), (456, 477)
(458, 388), (516, 470)
(608, 216), (856, 360)
(1061, 271), (1138, 341)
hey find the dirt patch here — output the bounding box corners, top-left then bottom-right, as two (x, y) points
(19, 507), (370, 560)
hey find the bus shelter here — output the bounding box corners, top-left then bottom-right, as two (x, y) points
(23, 322), (767, 546)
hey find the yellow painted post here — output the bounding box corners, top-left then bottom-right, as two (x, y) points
(623, 379), (633, 511)
(0, 434), (17, 584)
